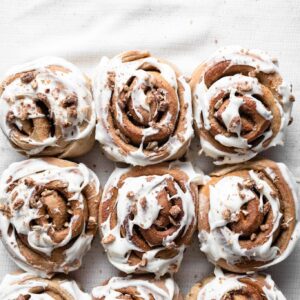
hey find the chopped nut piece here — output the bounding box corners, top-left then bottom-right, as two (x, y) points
(130, 203), (137, 215)
(256, 183), (264, 191)
(87, 216), (97, 230)
(258, 172), (264, 179)
(51, 88), (60, 99)
(263, 202), (271, 215)
(145, 141), (158, 151)
(260, 224), (270, 231)
(140, 197), (147, 209)
(250, 233), (257, 241)
(166, 242), (176, 250)
(158, 100), (168, 112)
(107, 71), (116, 89)
(241, 210), (249, 216)
(24, 178), (34, 187)
(21, 72), (35, 84)
(237, 182), (243, 190)
(11, 191), (18, 201)
(31, 79), (38, 90)
(68, 107), (78, 118)
(0, 204), (6, 212)
(0, 204), (11, 217)
(63, 94), (78, 108)
(239, 192), (245, 199)
(214, 99), (223, 110)
(228, 116), (241, 133)
(6, 111), (15, 122)
(222, 209), (231, 221)
(139, 258), (148, 267)
(41, 189), (53, 197)
(102, 234), (116, 244)
(13, 199), (24, 210)
(127, 191), (134, 199)
(64, 222), (69, 227)
(243, 178), (255, 189)
(289, 95), (295, 102)
(169, 205), (181, 218)
(231, 213), (240, 222)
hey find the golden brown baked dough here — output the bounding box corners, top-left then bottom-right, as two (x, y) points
(93, 50), (193, 166)
(0, 57), (95, 157)
(198, 159), (299, 273)
(99, 161), (201, 276)
(0, 157), (101, 277)
(190, 46), (294, 165)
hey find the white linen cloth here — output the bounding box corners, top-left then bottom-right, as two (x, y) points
(0, 0), (299, 297)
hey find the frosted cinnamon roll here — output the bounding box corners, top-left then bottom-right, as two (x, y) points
(0, 57), (95, 157)
(92, 276), (182, 300)
(186, 268), (285, 300)
(93, 50), (193, 166)
(0, 157), (101, 277)
(190, 46), (294, 164)
(0, 272), (91, 300)
(99, 161), (202, 276)
(198, 159), (299, 273)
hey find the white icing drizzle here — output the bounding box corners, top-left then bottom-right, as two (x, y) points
(100, 161), (201, 276)
(0, 158), (100, 277)
(193, 46), (293, 165)
(93, 52), (193, 166)
(0, 272), (91, 300)
(92, 276), (179, 300)
(0, 56), (95, 155)
(198, 162), (299, 268)
(196, 268), (286, 300)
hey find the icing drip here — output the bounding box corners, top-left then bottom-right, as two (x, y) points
(0, 158), (100, 277)
(0, 57), (95, 156)
(0, 272), (91, 300)
(193, 46), (294, 165)
(100, 161), (202, 276)
(93, 51), (193, 166)
(92, 276), (180, 300)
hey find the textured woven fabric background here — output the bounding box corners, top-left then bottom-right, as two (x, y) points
(0, 0), (299, 298)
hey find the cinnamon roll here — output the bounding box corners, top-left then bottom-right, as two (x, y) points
(186, 268), (285, 300)
(92, 276), (182, 300)
(99, 161), (202, 276)
(0, 272), (91, 300)
(198, 159), (299, 273)
(0, 157), (101, 277)
(0, 57), (95, 157)
(93, 50), (193, 166)
(190, 46), (294, 164)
